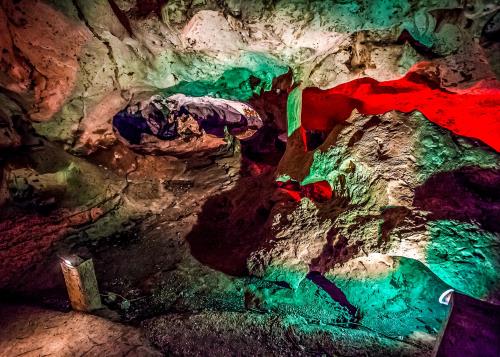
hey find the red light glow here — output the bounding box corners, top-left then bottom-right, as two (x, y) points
(301, 63), (500, 151)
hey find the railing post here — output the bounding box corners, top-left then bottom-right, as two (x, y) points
(60, 256), (102, 312)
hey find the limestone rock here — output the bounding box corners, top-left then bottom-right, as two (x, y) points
(0, 1), (498, 354)
(248, 199), (333, 289)
(112, 93), (262, 156)
(272, 110), (500, 301)
(0, 303), (161, 357)
(0, 0), (492, 157)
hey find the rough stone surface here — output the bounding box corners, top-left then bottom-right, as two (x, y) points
(0, 1), (498, 356)
(0, 303), (161, 357)
(269, 110), (500, 300)
(143, 311), (429, 357)
(1, 0), (494, 151)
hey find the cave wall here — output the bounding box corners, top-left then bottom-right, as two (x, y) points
(2, 0), (497, 152)
(0, 1), (499, 352)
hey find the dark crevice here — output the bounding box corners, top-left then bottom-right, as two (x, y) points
(185, 82), (290, 276)
(185, 150), (282, 276)
(414, 167), (500, 233)
(108, 0), (134, 37)
(131, 0), (167, 18)
(277, 179), (333, 203)
(306, 271), (358, 320)
(481, 10), (500, 46)
(397, 30), (438, 58)
(429, 8), (465, 32)
(304, 130), (328, 151)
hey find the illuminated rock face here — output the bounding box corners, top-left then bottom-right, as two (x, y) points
(1, 0), (495, 152)
(271, 109), (500, 301)
(0, 0), (499, 354)
(299, 66), (500, 151)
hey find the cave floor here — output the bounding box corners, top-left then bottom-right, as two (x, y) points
(0, 302), (428, 357)
(1, 143), (443, 356)
(0, 303), (161, 357)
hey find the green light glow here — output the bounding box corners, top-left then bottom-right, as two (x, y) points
(415, 114), (500, 183)
(301, 146), (371, 206)
(155, 52), (288, 101)
(329, 257), (450, 337)
(426, 220), (500, 300)
(287, 87), (303, 137)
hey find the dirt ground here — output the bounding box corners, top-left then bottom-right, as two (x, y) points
(0, 303), (161, 357)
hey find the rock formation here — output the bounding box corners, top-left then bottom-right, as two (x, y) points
(0, 1), (498, 356)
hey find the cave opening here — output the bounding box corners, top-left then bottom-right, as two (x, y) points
(112, 94), (264, 146)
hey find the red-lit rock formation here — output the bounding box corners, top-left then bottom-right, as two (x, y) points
(301, 63), (500, 151)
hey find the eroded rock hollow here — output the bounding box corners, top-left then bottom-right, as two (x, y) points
(0, 0), (499, 356)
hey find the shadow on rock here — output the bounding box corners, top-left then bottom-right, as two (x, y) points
(186, 129), (286, 276)
(414, 166), (500, 233)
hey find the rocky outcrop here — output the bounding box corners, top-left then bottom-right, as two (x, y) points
(0, 1), (498, 355)
(0, 1), (90, 120)
(255, 109), (500, 301)
(143, 310), (427, 357)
